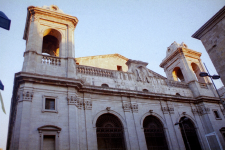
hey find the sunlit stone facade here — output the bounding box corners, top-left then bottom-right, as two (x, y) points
(7, 5), (225, 150)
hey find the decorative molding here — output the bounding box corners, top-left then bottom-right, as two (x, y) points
(131, 103), (138, 113)
(106, 107), (111, 111)
(196, 105), (210, 115)
(162, 106), (174, 114)
(192, 108), (199, 115)
(84, 99), (92, 110)
(122, 102), (131, 112)
(67, 95), (83, 109)
(18, 91), (34, 102)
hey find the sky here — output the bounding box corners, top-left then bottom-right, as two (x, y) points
(0, 0), (225, 149)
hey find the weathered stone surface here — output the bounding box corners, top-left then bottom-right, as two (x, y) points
(6, 5), (225, 150)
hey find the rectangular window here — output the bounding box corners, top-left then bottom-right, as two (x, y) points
(45, 98), (55, 110)
(213, 110), (220, 119)
(76, 62), (79, 65)
(117, 65), (122, 71)
(43, 135), (55, 150)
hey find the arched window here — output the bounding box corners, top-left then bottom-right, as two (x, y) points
(143, 89), (149, 92)
(101, 84), (109, 88)
(172, 67), (185, 82)
(42, 29), (61, 57)
(191, 63), (205, 83)
(96, 114), (125, 150)
(176, 93), (181, 96)
(143, 116), (168, 150)
(179, 117), (202, 150)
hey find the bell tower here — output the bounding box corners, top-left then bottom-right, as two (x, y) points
(160, 42), (217, 97)
(22, 5), (78, 78)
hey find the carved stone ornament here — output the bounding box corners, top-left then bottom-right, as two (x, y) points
(84, 100), (92, 110)
(196, 105), (210, 115)
(149, 110), (153, 114)
(67, 95), (83, 109)
(191, 108), (198, 115)
(162, 106), (174, 114)
(122, 102), (131, 112)
(131, 103), (138, 113)
(106, 107), (111, 111)
(18, 91), (34, 102)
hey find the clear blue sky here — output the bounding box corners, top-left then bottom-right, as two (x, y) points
(0, 0), (225, 149)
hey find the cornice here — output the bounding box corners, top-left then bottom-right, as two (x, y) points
(23, 6), (78, 40)
(75, 53), (129, 61)
(160, 48), (202, 68)
(12, 72), (220, 104)
(192, 6), (225, 39)
(126, 59), (148, 67)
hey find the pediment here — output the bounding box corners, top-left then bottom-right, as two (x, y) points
(38, 125), (61, 131)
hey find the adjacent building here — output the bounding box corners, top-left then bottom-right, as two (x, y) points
(192, 6), (225, 86)
(7, 5), (225, 150)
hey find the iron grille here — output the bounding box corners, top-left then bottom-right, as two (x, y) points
(143, 116), (168, 150)
(96, 114), (126, 150)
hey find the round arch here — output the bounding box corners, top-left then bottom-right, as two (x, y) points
(142, 113), (169, 150)
(191, 62), (206, 83)
(176, 114), (198, 128)
(140, 112), (167, 129)
(92, 110), (127, 128)
(172, 67), (185, 82)
(178, 116), (202, 150)
(41, 28), (64, 39)
(41, 28), (63, 57)
(95, 112), (126, 150)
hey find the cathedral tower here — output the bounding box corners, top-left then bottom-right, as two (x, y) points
(22, 5), (78, 78)
(160, 42), (217, 97)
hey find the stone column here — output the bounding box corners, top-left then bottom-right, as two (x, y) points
(122, 97), (139, 150)
(16, 87), (34, 150)
(161, 103), (183, 150)
(130, 99), (147, 150)
(84, 97), (97, 150)
(68, 103), (79, 149)
(22, 14), (41, 73)
(66, 25), (76, 79)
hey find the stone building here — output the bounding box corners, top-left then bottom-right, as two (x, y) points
(6, 5), (225, 150)
(192, 6), (225, 86)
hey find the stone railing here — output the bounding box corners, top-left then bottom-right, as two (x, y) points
(42, 55), (61, 66)
(199, 82), (208, 89)
(76, 65), (114, 78)
(165, 80), (189, 88)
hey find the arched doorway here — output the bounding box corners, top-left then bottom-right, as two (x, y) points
(96, 113), (126, 150)
(42, 29), (61, 57)
(143, 115), (168, 150)
(179, 117), (202, 150)
(172, 67), (185, 82)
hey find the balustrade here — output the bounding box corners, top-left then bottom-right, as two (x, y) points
(77, 65), (114, 78)
(42, 55), (61, 66)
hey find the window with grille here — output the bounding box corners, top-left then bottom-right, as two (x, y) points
(96, 114), (126, 150)
(179, 117), (202, 150)
(143, 115), (168, 150)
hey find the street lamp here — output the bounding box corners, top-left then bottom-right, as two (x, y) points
(175, 117), (191, 150)
(199, 63), (225, 110)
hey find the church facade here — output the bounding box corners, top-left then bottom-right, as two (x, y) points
(6, 5), (225, 150)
